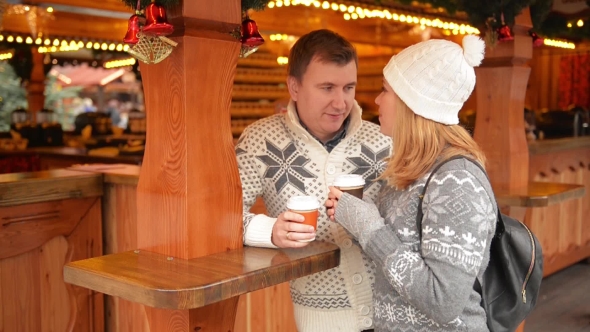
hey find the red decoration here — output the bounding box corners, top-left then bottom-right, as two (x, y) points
(142, 2), (174, 36)
(497, 24), (513, 42)
(529, 31), (544, 48)
(241, 16), (264, 48)
(123, 14), (142, 45)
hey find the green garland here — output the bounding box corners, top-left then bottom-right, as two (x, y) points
(120, 0), (271, 12)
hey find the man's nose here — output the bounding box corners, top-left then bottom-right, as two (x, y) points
(332, 90), (346, 110)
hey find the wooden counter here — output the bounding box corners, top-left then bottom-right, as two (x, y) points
(529, 136), (590, 155)
(525, 137), (590, 276)
(79, 164), (296, 332)
(0, 169), (104, 331)
(65, 242), (339, 310)
(0, 147), (143, 173)
(495, 181), (585, 208)
(0, 169), (103, 206)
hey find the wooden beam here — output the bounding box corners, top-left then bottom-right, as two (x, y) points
(2, 11), (127, 41)
(2, 3), (466, 52)
(251, 6), (443, 49)
(29, 0), (131, 13)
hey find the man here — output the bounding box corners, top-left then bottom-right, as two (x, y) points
(236, 29), (391, 332)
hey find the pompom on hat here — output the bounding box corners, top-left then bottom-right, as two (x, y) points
(383, 35), (485, 125)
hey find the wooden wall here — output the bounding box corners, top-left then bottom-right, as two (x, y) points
(525, 48), (563, 111)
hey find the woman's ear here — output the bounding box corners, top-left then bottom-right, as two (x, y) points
(287, 76), (299, 102)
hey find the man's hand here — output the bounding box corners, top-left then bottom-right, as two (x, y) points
(271, 211), (316, 248)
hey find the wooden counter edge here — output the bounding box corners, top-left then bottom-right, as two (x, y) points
(64, 242), (340, 310)
(528, 136), (590, 155)
(67, 164), (140, 186)
(495, 182), (586, 208)
(0, 172), (103, 207)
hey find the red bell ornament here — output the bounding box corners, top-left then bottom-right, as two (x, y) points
(496, 24), (514, 42)
(496, 12), (513, 42)
(123, 14), (141, 45)
(529, 31), (544, 47)
(142, 2), (174, 36)
(241, 17), (264, 48)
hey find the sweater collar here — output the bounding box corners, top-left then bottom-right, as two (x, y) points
(285, 99), (363, 142)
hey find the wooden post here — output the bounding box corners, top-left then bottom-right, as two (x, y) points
(473, 9), (533, 332)
(474, 9), (533, 194)
(135, 0), (242, 330)
(27, 48), (46, 123)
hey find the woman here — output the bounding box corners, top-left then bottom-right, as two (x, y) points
(326, 35), (496, 332)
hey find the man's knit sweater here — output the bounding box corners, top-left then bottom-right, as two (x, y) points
(335, 158), (497, 332)
(236, 100), (392, 332)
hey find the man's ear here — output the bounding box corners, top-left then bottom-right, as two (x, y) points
(287, 76), (299, 102)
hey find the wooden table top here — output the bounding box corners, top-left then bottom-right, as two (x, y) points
(495, 181), (586, 207)
(0, 169), (103, 207)
(64, 241), (340, 310)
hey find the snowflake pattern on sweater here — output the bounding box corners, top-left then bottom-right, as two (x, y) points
(236, 101), (391, 331)
(335, 158), (497, 332)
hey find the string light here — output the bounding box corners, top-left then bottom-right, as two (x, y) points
(0, 33), (129, 54)
(0, 52), (13, 60)
(577, 20), (584, 27)
(543, 38), (575, 49)
(269, 33), (295, 41)
(104, 58), (137, 69)
(266, 0), (480, 35)
(277, 56), (289, 65)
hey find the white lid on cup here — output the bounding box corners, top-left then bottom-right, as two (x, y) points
(333, 174), (365, 187)
(287, 196), (320, 211)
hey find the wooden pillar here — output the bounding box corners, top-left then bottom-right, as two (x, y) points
(474, 9), (533, 194)
(473, 10), (533, 332)
(27, 48), (45, 123)
(136, 0), (242, 331)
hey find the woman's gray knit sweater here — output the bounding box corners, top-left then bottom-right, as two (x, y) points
(335, 158), (497, 332)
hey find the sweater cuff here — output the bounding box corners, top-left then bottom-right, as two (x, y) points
(244, 214), (278, 248)
(365, 225), (402, 267)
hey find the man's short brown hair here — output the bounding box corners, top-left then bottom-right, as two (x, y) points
(287, 29), (358, 81)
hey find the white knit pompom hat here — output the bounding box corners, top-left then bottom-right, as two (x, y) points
(383, 35), (485, 125)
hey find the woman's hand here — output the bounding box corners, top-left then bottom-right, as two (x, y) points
(325, 186), (343, 221)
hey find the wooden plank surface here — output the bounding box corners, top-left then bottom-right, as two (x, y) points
(0, 169), (102, 207)
(64, 242), (340, 310)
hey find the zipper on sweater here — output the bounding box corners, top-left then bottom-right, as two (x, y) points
(518, 220), (536, 304)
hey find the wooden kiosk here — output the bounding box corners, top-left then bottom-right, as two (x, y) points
(61, 2), (587, 332)
(63, 0), (340, 331)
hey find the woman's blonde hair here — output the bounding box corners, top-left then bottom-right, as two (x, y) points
(380, 94), (486, 190)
